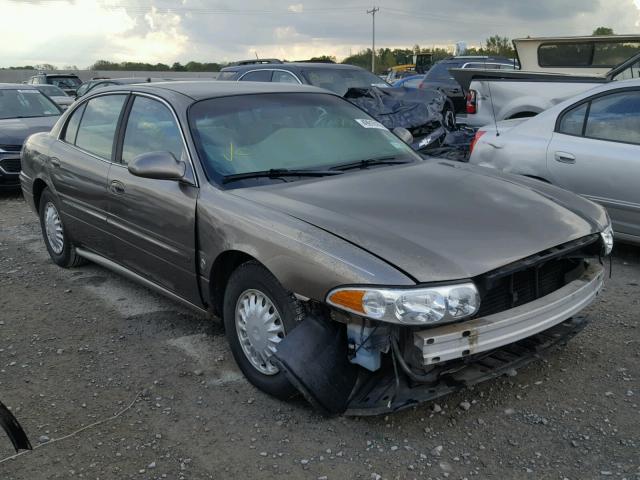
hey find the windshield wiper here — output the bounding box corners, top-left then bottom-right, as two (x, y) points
(222, 168), (343, 185)
(329, 156), (411, 171)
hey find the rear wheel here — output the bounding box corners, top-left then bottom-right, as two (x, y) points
(38, 188), (85, 268)
(223, 261), (304, 399)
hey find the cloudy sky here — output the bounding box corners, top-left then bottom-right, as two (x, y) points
(2, 0), (640, 68)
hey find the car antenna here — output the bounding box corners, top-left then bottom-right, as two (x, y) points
(484, 55), (500, 137)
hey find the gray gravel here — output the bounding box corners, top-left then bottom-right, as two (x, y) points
(1, 192), (639, 479)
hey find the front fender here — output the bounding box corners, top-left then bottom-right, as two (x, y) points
(196, 185), (414, 303)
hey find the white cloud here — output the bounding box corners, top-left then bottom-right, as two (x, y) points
(1, 0), (640, 67)
(288, 3), (304, 13)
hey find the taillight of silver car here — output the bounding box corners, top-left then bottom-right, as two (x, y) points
(466, 89), (477, 114)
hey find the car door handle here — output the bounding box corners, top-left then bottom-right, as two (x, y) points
(50, 157), (60, 168)
(554, 152), (576, 164)
(109, 180), (125, 194)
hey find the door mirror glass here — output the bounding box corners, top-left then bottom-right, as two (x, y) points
(393, 127), (414, 144)
(128, 151), (186, 180)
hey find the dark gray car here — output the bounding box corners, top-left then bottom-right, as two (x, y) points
(20, 81), (612, 414)
(0, 84), (61, 189)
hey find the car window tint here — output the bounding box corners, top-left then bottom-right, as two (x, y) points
(63, 103), (86, 144)
(121, 96), (184, 165)
(585, 91), (640, 144)
(558, 102), (588, 136)
(239, 70), (272, 82)
(272, 70), (299, 84)
(75, 95), (126, 159)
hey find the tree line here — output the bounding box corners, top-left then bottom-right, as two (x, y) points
(0, 28), (616, 73)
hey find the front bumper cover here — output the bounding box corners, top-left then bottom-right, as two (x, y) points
(415, 262), (603, 366)
(274, 263), (603, 416)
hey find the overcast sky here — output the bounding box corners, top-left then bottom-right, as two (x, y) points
(2, 0), (640, 68)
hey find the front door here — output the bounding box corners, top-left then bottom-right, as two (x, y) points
(547, 88), (640, 239)
(106, 94), (201, 305)
(48, 94), (129, 256)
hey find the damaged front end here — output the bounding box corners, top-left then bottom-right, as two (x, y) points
(343, 86), (455, 152)
(273, 235), (605, 416)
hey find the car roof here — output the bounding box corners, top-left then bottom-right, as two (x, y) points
(0, 83), (37, 90)
(100, 80), (329, 100)
(38, 73), (80, 77)
(221, 62), (363, 72)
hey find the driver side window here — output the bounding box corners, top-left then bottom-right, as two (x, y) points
(121, 96), (185, 165)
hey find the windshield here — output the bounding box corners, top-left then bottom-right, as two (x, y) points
(189, 93), (419, 186)
(0, 89), (61, 119)
(37, 85), (67, 97)
(302, 68), (389, 96)
(48, 76), (81, 88)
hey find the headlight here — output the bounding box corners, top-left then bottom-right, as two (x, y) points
(327, 283), (480, 325)
(600, 223), (614, 256)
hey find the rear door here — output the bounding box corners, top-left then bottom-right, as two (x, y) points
(547, 88), (640, 238)
(47, 93), (128, 256)
(106, 94), (201, 305)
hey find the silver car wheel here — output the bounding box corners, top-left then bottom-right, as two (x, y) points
(235, 289), (285, 376)
(44, 202), (64, 255)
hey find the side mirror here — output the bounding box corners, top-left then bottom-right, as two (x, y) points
(392, 127), (414, 145)
(128, 152), (186, 181)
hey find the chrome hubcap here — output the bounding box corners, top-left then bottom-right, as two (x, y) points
(235, 289), (285, 375)
(44, 202), (64, 254)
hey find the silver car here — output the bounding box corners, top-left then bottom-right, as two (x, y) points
(469, 78), (640, 244)
(20, 81), (612, 414)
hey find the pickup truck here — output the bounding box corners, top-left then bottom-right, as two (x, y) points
(453, 37), (640, 128)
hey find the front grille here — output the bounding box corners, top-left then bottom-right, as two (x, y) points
(475, 235), (600, 318)
(0, 158), (21, 173)
(0, 144), (22, 152)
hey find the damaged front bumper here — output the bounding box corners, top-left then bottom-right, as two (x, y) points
(273, 263), (604, 416)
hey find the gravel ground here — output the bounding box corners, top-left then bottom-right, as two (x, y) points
(0, 191), (638, 480)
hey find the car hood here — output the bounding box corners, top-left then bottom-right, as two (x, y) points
(231, 160), (607, 283)
(0, 116), (59, 146)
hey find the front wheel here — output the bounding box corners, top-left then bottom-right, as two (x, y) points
(223, 261), (304, 399)
(38, 188), (85, 268)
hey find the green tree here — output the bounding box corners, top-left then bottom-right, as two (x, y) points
(483, 35), (514, 57)
(593, 26), (614, 36)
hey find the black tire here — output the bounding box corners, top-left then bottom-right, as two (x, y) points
(223, 261), (304, 399)
(38, 188), (85, 268)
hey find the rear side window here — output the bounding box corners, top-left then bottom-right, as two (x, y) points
(558, 103), (588, 136)
(62, 103), (86, 144)
(217, 71), (238, 81)
(272, 70), (299, 84)
(121, 96), (185, 165)
(239, 70), (272, 82)
(584, 91), (640, 144)
(612, 58), (640, 81)
(539, 42), (640, 68)
(75, 95), (127, 160)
